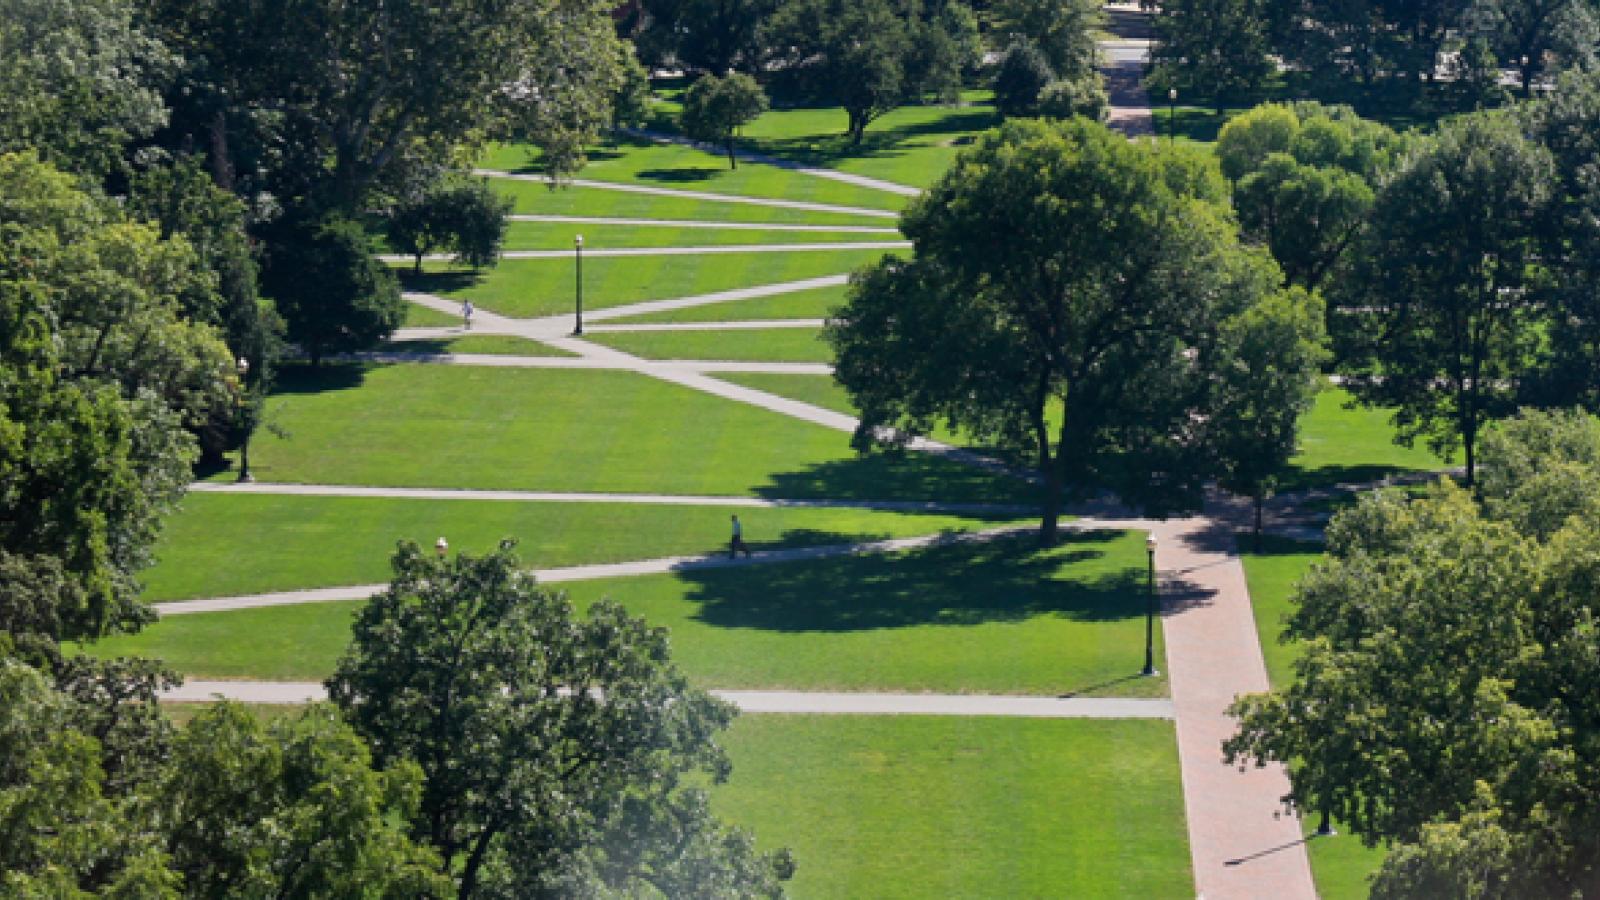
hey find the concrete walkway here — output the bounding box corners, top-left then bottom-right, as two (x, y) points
(381, 241), (907, 263)
(345, 350), (834, 376)
(189, 481), (1034, 515)
(152, 526), (1036, 617)
(476, 170), (900, 220)
(1101, 4), (1156, 137)
(163, 680), (1172, 718)
(509, 214), (899, 234)
(570, 319), (825, 333)
(622, 128), (923, 198)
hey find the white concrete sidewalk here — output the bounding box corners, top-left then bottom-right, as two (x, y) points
(163, 681), (1174, 718)
(476, 170), (901, 220)
(622, 128), (923, 198)
(382, 242), (906, 263)
(508, 214), (899, 234)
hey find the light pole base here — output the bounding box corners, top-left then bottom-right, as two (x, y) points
(1140, 666), (1159, 677)
(236, 471), (255, 484)
(1315, 823), (1337, 837)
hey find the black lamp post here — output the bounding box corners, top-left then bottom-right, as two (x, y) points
(1143, 533), (1159, 676)
(235, 356), (254, 483)
(573, 233), (585, 335)
(435, 536), (449, 559)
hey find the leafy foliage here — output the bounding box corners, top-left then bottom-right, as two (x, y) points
(260, 218), (406, 365)
(1226, 408), (1600, 897)
(1149, 0), (1275, 111)
(681, 72), (771, 168)
(328, 541), (795, 898)
(992, 39), (1057, 117)
(387, 179), (514, 274)
(990, 0), (1101, 81)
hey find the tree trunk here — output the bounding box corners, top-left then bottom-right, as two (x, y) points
(727, 138), (738, 169)
(1463, 432), (1476, 487)
(1253, 493), (1264, 553)
(1040, 470), (1062, 547)
(414, 253), (424, 276)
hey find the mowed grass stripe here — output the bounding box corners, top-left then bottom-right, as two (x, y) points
(218, 364), (1034, 503)
(140, 491), (1024, 602)
(490, 178), (895, 225)
(585, 327), (834, 363)
(500, 220), (899, 251)
(600, 284), (848, 324)
(105, 529), (1162, 697)
(714, 715), (1191, 899)
(399, 248), (888, 318)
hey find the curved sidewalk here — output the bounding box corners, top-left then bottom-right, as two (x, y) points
(476, 170), (900, 220)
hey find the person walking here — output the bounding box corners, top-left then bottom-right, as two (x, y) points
(729, 515), (751, 558)
(462, 299), (474, 330)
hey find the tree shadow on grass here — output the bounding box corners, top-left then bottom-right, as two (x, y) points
(1278, 462), (1432, 494)
(634, 166), (725, 183)
(750, 107), (1001, 168)
(399, 269), (484, 296)
(676, 530), (1141, 633)
(754, 453), (1041, 507)
(270, 363), (370, 396)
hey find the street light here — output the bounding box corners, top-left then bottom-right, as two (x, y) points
(1167, 88), (1177, 145)
(573, 234), (584, 335)
(235, 356), (254, 483)
(1143, 533), (1159, 676)
(435, 536), (449, 559)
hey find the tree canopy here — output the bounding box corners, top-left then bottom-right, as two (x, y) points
(827, 118), (1316, 541)
(681, 72), (771, 168)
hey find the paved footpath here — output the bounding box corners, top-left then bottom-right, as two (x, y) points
(164, 681), (1173, 718)
(1150, 510), (1316, 900)
(508, 214), (899, 234)
(622, 128), (923, 198)
(380, 241), (907, 263)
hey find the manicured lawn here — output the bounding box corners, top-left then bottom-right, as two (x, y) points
(402, 303), (460, 327)
(480, 137), (906, 212)
(713, 715), (1191, 899)
(587, 327), (832, 363)
(489, 178), (895, 226)
(399, 248), (887, 318)
(141, 491), (1023, 601)
(1286, 387), (1449, 490)
(729, 91), (1002, 189)
(1239, 537), (1388, 898)
(382, 334), (576, 356)
(214, 364), (1034, 504)
(601, 284), (848, 323)
(103, 529), (1163, 698)
(501, 220), (898, 250)
(720, 376), (1450, 492)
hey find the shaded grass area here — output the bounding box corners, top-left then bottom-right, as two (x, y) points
(140, 492), (1024, 602)
(586, 327), (832, 363)
(714, 715), (1191, 898)
(488, 178), (895, 226)
(1240, 536), (1389, 898)
(102, 530), (1165, 698)
(500, 221), (898, 251)
(213, 364), (1035, 504)
(382, 334), (577, 357)
(731, 92), (1002, 189)
(601, 284), (848, 324)
(398, 249), (886, 318)
(718, 375), (1447, 492)
(480, 137), (905, 211)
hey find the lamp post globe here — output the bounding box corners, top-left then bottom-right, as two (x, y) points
(1166, 88), (1177, 145)
(1143, 534), (1159, 676)
(235, 356), (254, 483)
(435, 536), (448, 559)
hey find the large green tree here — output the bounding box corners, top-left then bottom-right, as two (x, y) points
(1225, 408), (1600, 897)
(680, 72), (770, 168)
(0, 153), (232, 641)
(827, 118), (1307, 542)
(1335, 111), (1554, 483)
(144, 0), (628, 214)
(1216, 103), (1405, 290)
(991, 0), (1101, 81)
(327, 541), (795, 898)
(260, 217), (407, 365)
(636, 0), (778, 74)
(1149, 0), (1275, 113)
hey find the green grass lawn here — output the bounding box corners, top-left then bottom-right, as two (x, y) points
(500, 220), (898, 251)
(215, 364), (1033, 504)
(399, 248), (888, 318)
(1240, 536), (1388, 898)
(732, 92), (1003, 189)
(382, 334), (576, 356)
(587, 327), (832, 363)
(402, 303), (460, 327)
(713, 715), (1191, 898)
(480, 137), (906, 212)
(140, 491), (1024, 601)
(489, 178), (896, 226)
(601, 284), (848, 323)
(718, 375), (1449, 492)
(102, 528), (1164, 697)
(1287, 387), (1448, 490)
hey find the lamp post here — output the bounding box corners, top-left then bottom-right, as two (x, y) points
(435, 536), (449, 559)
(1143, 533), (1159, 676)
(1167, 88), (1177, 145)
(573, 234), (585, 335)
(235, 356), (254, 483)
(1521, 55), (1531, 97)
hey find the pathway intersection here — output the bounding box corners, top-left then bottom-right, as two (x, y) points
(170, 20), (1325, 894)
